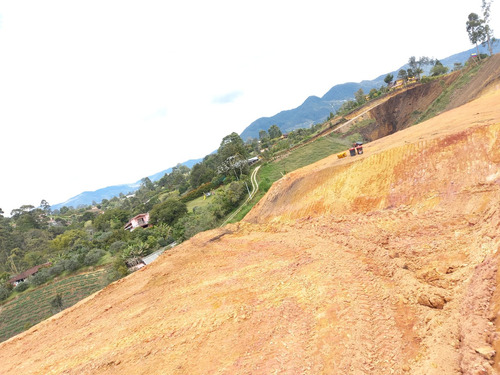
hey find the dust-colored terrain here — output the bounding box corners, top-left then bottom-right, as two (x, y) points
(2, 75), (500, 374)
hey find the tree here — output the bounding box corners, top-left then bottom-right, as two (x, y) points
(397, 69), (408, 81)
(481, 0), (496, 55)
(259, 130), (269, 140)
(354, 88), (366, 105)
(268, 125), (282, 139)
(149, 198), (187, 226)
(453, 62), (463, 71)
(384, 73), (393, 86)
(190, 162), (215, 189)
(408, 56), (433, 80)
(217, 132), (249, 178)
(92, 209), (130, 232)
(40, 200), (51, 213)
(430, 60), (449, 76)
(140, 177), (154, 191)
(467, 13), (485, 56)
(368, 88), (378, 99)
(51, 229), (88, 252)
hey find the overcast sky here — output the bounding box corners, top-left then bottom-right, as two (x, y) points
(0, 0), (498, 214)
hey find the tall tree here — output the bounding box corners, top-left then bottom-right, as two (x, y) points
(217, 132), (249, 178)
(268, 125), (282, 139)
(408, 56), (433, 80)
(384, 73), (393, 86)
(149, 198), (187, 226)
(430, 60), (449, 76)
(481, 0), (496, 55)
(354, 88), (366, 105)
(466, 13), (485, 56)
(40, 200), (51, 213)
(397, 69), (408, 81)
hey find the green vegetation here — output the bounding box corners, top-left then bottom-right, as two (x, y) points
(186, 194), (214, 212)
(0, 270), (107, 342)
(259, 134), (350, 182)
(227, 133), (352, 224)
(415, 61), (483, 124)
(344, 118), (376, 135)
(467, 1), (495, 56)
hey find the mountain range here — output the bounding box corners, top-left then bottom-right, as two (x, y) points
(53, 44), (498, 210)
(240, 44), (499, 140)
(51, 158), (201, 210)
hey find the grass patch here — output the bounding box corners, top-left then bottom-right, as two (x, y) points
(186, 193), (214, 212)
(416, 63), (482, 124)
(260, 134), (351, 182)
(344, 118), (375, 135)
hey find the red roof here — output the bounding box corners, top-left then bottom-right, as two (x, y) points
(8, 262), (52, 284)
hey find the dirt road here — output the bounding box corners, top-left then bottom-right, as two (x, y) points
(221, 165), (260, 226)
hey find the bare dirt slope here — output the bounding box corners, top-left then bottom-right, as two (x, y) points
(1, 91), (500, 374)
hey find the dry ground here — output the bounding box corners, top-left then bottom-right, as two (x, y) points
(1, 88), (500, 374)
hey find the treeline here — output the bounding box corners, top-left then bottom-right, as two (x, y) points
(336, 55), (472, 117)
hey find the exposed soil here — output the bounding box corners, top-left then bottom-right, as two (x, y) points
(445, 54), (500, 110)
(345, 54), (500, 144)
(363, 73), (460, 141)
(1, 73), (500, 374)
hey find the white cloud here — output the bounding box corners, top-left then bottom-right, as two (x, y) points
(0, 0), (497, 214)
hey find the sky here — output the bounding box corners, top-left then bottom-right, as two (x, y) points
(0, 0), (498, 215)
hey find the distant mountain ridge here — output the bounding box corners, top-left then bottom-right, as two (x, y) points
(239, 44), (499, 141)
(54, 45), (498, 209)
(51, 158), (201, 210)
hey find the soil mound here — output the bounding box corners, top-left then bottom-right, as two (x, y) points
(1, 87), (500, 374)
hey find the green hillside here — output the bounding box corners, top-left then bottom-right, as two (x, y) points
(0, 270), (107, 343)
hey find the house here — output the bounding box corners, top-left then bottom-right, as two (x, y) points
(8, 262), (52, 286)
(124, 213), (151, 231)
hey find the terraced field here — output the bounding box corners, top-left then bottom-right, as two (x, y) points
(0, 269), (108, 343)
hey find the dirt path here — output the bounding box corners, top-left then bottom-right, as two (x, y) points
(220, 165), (260, 226)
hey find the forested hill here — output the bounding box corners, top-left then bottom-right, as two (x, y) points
(239, 44), (498, 141)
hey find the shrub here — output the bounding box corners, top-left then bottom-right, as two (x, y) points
(107, 258), (128, 283)
(150, 198), (187, 226)
(180, 182), (212, 203)
(109, 240), (127, 254)
(84, 248), (105, 266)
(47, 263), (65, 277)
(50, 293), (64, 313)
(63, 257), (81, 272)
(0, 285), (10, 301)
(14, 282), (29, 292)
(180, 208), (217, 240)
(30, 269), (50, 286)
(259, 177), (272, 192)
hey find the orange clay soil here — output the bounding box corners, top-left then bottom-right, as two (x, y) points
(1, 89), (500, 375)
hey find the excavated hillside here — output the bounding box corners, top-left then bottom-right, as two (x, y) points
(1, 76), (500, 374)
(341, 54), (500, 143)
